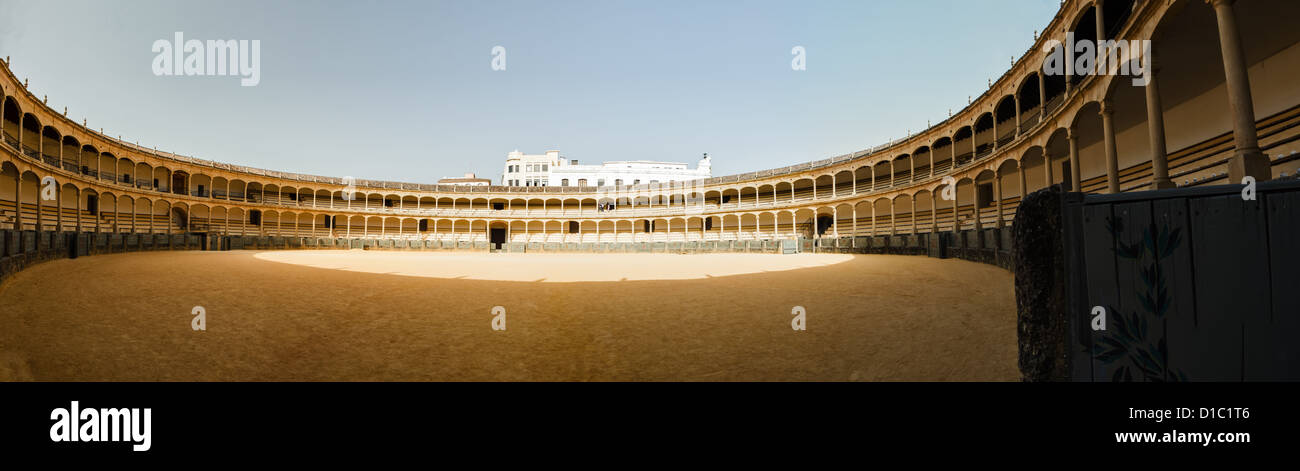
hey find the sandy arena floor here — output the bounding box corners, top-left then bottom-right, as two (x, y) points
(0, 250), (1017, 381)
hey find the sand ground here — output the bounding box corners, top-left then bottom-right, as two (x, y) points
(0, 250), (1017, 381)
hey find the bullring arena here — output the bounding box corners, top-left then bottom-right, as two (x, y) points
(2, 0), (1299, 381)
(0, 252), (1015, 381)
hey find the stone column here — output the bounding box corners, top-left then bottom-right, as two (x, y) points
(952, 181), (961, 236)
(993, 116), (999, 151)
(1044, 148), (1055, 188)
(1095, 0), (1109, 75)
(13, 173), (21, 232)
(1208, 0), (1270, 182)
(910, 198), (916, 234)
(995, 176), (1004, 229)
(931, 197), (938, 234)
(951, 136), (957, 169)
(1100, 101), (1121, 193)
(55, 184), (63, 232)
(75, 188), (82, 232)
(1038, 75), (1048, 116)
(1095, 0), (1108, 40)
(1019, 160), (1029, 200)
(1068, 127), (1082, 191)
(1144, 62), (1175, 189)
(833, 207), (839, 237)
(1014, 97), (1022, 137)
(35, 179), (43, 231)
(870, 205), (875, 237)
(889, 200), (895, 236)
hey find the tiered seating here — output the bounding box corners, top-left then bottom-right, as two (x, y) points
(932, 159), (953, 174)
(791, 187), (814, 203)
(892, 169), (912, 186)
(1077, 104), (1300, 193)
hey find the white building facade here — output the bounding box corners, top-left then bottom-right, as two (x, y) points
(502, 150), (712, 188)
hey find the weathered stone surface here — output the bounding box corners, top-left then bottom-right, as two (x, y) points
(1012, 185), (1068, 382)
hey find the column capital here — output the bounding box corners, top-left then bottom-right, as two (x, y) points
(1099, 100), (1115, 116)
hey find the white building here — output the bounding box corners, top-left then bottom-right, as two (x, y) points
(501, 150), (712, 187)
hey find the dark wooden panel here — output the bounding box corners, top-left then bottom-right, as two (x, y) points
(1107, 201), (1157, 382)
(1080, 204), (1119, 381)
(1066, 182), (1300, 381)
(1187, 195), (1269, 380)
(1260, 190), (1300, 380)
(1153, 198), (1198, 382)
(1061, 194), (1094, 382)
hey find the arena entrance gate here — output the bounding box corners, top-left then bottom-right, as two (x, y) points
(489, 224), (507, 251)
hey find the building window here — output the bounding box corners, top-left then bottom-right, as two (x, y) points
(615, 179), (623, 186)
(578, 179), (587, 186)
(561, 179), (569, 186)
(542, 164), (548, 171)
(597, 179), (605, 187)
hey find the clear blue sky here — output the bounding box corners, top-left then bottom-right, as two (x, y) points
(0, 0), (1061, 183)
